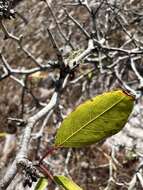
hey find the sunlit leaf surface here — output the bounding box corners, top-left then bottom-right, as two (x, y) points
(55, 90), (134, 147)
(35, 177), (48, 190)
(54, 175), (83, 190)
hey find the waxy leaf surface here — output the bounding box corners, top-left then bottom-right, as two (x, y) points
(55, 90), (134, 147)
(54, 175), (83, 190)
(35, 177), (48, 190)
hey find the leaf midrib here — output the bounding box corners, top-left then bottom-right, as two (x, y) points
(58, 95), (125, 146)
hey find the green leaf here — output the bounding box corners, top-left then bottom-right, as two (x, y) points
(55, 90), (134, 147)
(54, 175), (83, 190)
(35, 177), (48, 190)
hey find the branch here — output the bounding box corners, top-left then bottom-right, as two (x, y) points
(0, 92), (59, 189)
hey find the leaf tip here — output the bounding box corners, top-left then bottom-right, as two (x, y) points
(119, 89), (135, 100)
